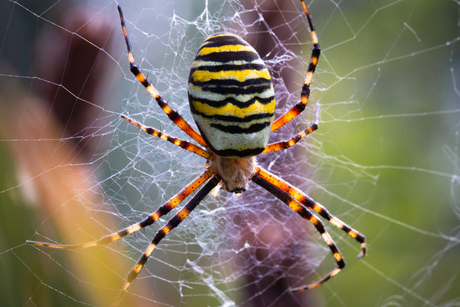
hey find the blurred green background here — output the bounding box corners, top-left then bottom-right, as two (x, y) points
(0, 0), (459, 306)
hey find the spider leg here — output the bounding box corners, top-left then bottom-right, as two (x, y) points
(27, 166), (216, 249)
(256, 167), (366, 258)
(121, 115), (211, 159)
(262, 103), (319, 153)
(117, 5), (207, 147)
(271, 0), (320, 132)
(251, 170), (344, 291)
(113, 174), (221, 306)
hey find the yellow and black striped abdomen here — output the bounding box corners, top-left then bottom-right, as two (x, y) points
(188, 33), (275, 158)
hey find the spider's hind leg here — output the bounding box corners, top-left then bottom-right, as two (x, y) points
(271, 0), (321, 132)
(117, 5), (207, 147)
(121, 115), (211, 159)
(262, 103), (319, 153)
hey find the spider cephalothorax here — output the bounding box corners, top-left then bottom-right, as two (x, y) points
(211, 155), (256, 194)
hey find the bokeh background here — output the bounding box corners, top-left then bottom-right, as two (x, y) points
(1, 0), (459, 306)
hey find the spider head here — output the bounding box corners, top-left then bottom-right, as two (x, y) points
(220, 175), (248, 195)
(224, 184), (245, 196)
(211, 155), (256, 196)
(232, 187), (245, 195)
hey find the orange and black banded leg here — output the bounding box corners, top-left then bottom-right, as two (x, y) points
(251, 172), (344, 291)
(121, 115), (211, 159)
(113, 174), (221, 306)
(271, 0), (320, 132)
(117, 5), (207, 148)
(27, 166), (216, 250)
(256, 167), (366, 258)
(262, 103), (319, 153)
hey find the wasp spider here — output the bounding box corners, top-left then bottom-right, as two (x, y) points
(29, 1), (366, 305)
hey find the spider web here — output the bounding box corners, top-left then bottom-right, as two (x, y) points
(1, 0), (459, 306)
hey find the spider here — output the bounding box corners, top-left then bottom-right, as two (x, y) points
(28, 1), (366, 305)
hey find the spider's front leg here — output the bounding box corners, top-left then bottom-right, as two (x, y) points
(251, 170), (344, 290)
(256, 167), (366, 258)
(251, 166), (366, 291)
(27, 166), (217, 250)
(113, 174), (221, 306)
